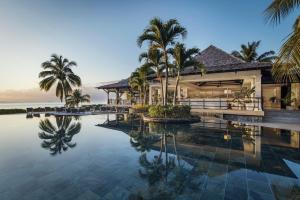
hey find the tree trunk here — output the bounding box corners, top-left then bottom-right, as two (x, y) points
(173, 71), (180, 105)
(143, 84), (147, 105)
(163, 50), (169, 106)
(159, 76), (164, 105)
(139, 89), (143, 105)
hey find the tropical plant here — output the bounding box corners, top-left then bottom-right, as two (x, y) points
(233, 86), (256, 109)
(39, 54), (81, 102)
(139, 48), (165, 105)
(66, 89), (90, 107)
(129, 66), (150, 105)
(231, 41), (277, 62)
(137, 17), (187, 105)
(272, 17), (300, 82)
(281, 91), (296, 106)
(169, 43), (205, 104)
(265, 0), (300, 82)
(148, 105), (191, 118)
(38, 116), (81, 155)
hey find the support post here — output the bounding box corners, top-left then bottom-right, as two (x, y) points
(105, 90), (110, 105)
(116, 89), (120, 105)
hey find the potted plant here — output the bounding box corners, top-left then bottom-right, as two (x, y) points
(281, 94), (296, 110)
(233, 86), (255, 110)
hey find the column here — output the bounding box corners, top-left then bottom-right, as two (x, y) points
(149, 86), (153, 105)
(254, 74), (262, 110)
(106, 90), (110, 105)
(116, 89), (120, 105)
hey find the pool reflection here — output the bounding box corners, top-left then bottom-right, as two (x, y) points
(98, 114), (300, 200)
(38, 116), (81, 155)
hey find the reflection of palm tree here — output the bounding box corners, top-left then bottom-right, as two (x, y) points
(139, 153), (176, 186)
(38, 116), (81, 155)
(130, 130), (159, 153)
(130, 120), (204, 198)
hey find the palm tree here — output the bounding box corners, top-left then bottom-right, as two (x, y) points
(39, 54), (81, 102)
(265, 0), (300, 82)
(137, 17), (187, 105)
(66, 89), (90, 107)
(169, 43), (205, 105)
(139, 48), (165, 105)
(231, 41), (277, 62)
(38, 116), (81, 155)
(129, 66), (149, 105)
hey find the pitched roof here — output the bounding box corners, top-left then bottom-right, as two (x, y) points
(181, 45), (272, 75)
(195, 45), (245, 67)
(96, 79), (130, 90)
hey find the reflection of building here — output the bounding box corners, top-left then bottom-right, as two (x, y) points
(97, 114), (300, 179)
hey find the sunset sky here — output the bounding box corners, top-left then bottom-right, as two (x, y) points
(0, 0), (297, 102)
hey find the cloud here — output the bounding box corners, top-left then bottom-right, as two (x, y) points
(0, 86), (106, 103)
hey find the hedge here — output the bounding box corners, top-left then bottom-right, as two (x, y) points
(0, 109), (27, 115)
(148, 105), (191, 118)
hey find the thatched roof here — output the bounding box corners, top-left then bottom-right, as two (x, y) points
(183, 45), (272, 75)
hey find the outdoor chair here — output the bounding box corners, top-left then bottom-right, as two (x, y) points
(33, 108), (40, 113)
(45, 107), (51, 112)
(26, 108), (33, 113)
(71, 108), (78, 113)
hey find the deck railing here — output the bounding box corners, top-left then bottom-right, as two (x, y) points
(108, 99), (131, 105)
(178, 98), (262, 111)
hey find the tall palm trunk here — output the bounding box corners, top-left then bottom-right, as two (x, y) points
(139, 88), (143, 105)
(163, 50), (169, 106)
(143, 84), (147, 105)
(173, 71), (180, 105)
(159, 76), (164, 105)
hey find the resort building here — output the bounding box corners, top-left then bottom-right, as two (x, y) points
(97, 45), (300, 116)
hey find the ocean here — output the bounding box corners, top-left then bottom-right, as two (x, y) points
(0, 102), (105, 109)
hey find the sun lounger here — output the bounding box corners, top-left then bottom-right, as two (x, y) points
(45, 107), (52, 112)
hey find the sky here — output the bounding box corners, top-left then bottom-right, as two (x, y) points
(0, 0), (298, 102)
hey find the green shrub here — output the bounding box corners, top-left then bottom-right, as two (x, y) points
(0, 109), (26, 115)
(132, 104), (149, 113)
(148, 105), (191, 118)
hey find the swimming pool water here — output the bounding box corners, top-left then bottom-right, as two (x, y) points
(0, 114), (300, 200)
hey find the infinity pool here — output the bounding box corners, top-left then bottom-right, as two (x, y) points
(0, 114), (300, 200)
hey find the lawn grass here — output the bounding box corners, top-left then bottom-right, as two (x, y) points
(0, 109), (26, 115)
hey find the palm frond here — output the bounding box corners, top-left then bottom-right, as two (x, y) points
(272, 17), (300, 82)
(265, 0), (300, 24)
(39, 76), (57, 91)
